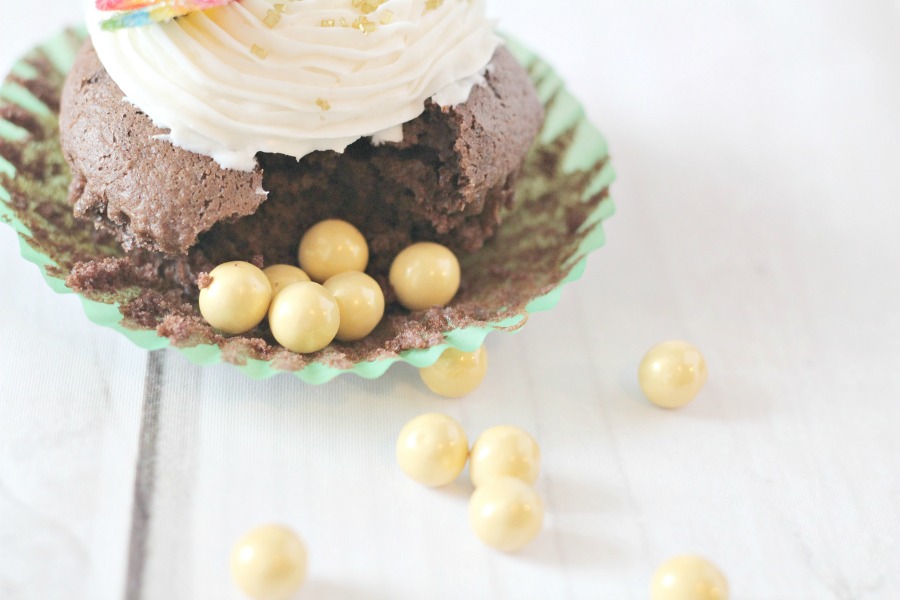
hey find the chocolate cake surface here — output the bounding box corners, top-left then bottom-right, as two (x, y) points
(59, 42), (267, 256)
(60, 41), (544, 257)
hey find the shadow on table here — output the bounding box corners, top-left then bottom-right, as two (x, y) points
(544, 474), (622, 516)
(518, 527), (628, 570)
(300, 579), (394, 600)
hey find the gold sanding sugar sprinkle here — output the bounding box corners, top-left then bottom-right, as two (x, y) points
(353, 0), (387, 14)
(321, 18), (336, 27)
(352, 15), (377, 33)
(379, 9), (394, 24)
(250, 44), (269, 59)
(262, 9), (282, 27)
(425, 0), (443, 11)
(340, 17), (349, 27)
(316, 98), (332, 111)
(263, 1), (290, 25)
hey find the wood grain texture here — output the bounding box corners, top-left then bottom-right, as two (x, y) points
(2, 1), (900, 599)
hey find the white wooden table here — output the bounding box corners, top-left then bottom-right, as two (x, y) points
(2, 1), (899, 599)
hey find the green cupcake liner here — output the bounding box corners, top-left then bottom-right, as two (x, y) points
(0, 28), (615, 384)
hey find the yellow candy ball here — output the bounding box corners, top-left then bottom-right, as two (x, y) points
(198, 261), (272, 335)
(230, 525), (307, 600)
(419, 346), (488, 398)
(268, 282), (340, 354)
(396, 413), (469, 487)
(323, 271), (385, 342)
(639, 340), (709, 408)
(389, 242), (460, 311)
(469, 425), (541, 488)
(469, 476), (543, 552)
(263, 264), (310, 296)
(651, 555), (729, 600)
(298, 219), (369, 283)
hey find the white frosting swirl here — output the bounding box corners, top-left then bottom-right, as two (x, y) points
(86, 0), (500, 171)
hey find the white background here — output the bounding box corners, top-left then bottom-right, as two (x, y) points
(2, 1), (900, 599)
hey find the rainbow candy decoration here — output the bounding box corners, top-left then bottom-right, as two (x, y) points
(97, 0), (237, 30)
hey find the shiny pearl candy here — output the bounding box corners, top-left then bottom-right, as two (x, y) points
(323, 271), (385, 342)
(419, 346), (488, 398)
(651, 555), (729, 600)
(268, 282), (340, 354)
(199, 262), (272, 335)
(469, 476), (543, 552)
(639, 341), (708, 408)
(469, 425), (541, 488)
(389, 242), (461, 311)
(396, 413), (469, 487)
(298, 219), (369, 283)
(230, 525), (307, 600)
(263, 264), (310, 296)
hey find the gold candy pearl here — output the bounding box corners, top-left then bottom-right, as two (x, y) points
(263, 264), (310, 296)
(468, 476), (543, 552)
(323, 271), (385, 342)
(651, 555), (729, 600)
(268, 282), (340, 354)
(419, 346), (488, 398)
(230, 525), (307, 600)
(298, 219), (369, 283)
(469, 425), (541, 488)
(396, 413), (469, 487)
(389, 242), (460, 311)
(198, 262), (272, 335)
(638, 341), (708, 409)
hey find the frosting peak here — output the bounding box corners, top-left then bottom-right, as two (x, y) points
(87, 0), (501, 171)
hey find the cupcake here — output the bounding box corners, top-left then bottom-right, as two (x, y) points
(0, 2), (614, 381)
(61, 0), (543, 262)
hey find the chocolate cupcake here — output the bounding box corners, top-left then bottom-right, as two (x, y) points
(0, 5), (614, 382)
(60, 41), (544, 267)
(62, 0), (540, 256)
